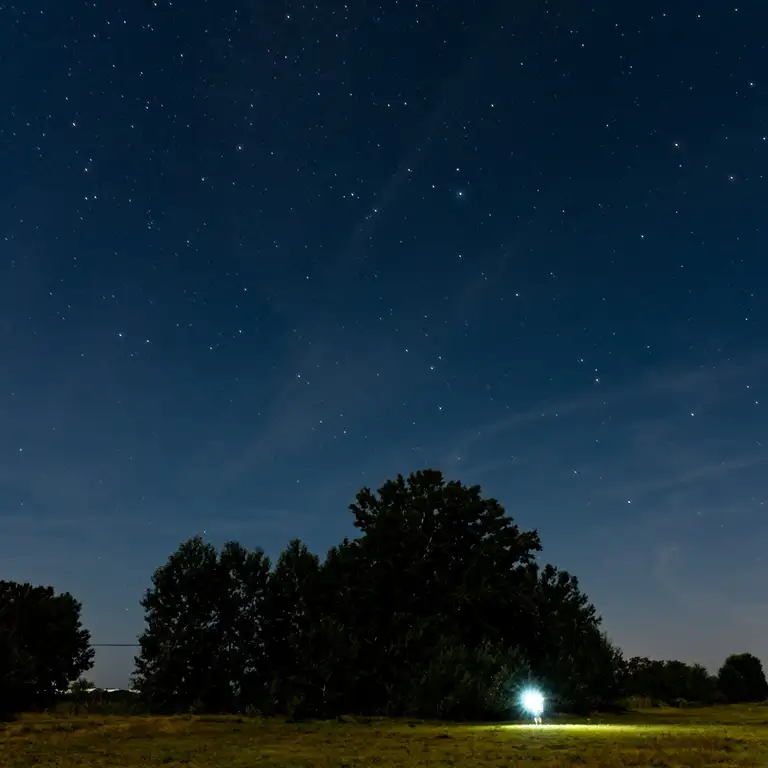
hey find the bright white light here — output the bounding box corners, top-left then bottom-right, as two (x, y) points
(520, 688), (545, 717)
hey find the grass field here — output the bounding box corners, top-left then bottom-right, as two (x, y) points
(2, 706), (768, 767)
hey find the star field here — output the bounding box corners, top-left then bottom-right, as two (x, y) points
(1, 2), (767, 686)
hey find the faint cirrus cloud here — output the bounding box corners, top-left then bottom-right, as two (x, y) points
(179, 329), (421, 488)
(446, 352), (768, 466)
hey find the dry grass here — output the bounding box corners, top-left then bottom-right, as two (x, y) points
(2, 706), (768, 766)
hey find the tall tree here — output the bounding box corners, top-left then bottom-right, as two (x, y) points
(718, 653), (768, 703)
(525, 564), (623, 712)
(334, 469), (544, 714)
(264, 539), (321, 716)
(337, 469), (624, 715)
(133, 537), (271, 713)
(350, 469), (541, 633)
(0, 581), (93, 718)
(307, 541), (363, 716)
(217, 540), (273, 710)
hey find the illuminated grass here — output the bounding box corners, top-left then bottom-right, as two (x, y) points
(2, 707), (768, 766)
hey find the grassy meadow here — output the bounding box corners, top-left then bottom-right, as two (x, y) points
(2, 706), (768, 767)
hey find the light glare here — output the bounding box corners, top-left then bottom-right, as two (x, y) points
(520, 688), (545, 717)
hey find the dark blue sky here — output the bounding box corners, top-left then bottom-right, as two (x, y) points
(2, 1), (766, 687)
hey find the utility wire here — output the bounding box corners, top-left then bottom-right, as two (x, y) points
(91, 643), (139, 647)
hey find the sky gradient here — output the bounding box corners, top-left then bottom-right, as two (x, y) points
(2, 1), (767, 687)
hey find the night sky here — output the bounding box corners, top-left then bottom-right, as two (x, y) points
(3, 1), (767, 688)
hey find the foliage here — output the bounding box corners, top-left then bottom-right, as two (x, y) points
(69, 678), (96, 693)
(121, 467), (768, 719)
(132, 537), (271, 713)
(524, 564), (625, 712)
(7, 469), (766, 722)
(130, 468), (626, 718)
(263, 539), (323, 717)
(0, 581), (94, 719)
(58, 688), (147, 716)
(401, 638), (531, 719)
(717, 653), (768, 703)
(622, 657), (720, 706)
(328, 469), (545, 715)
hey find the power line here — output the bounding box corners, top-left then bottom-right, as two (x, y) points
(91, 643), (139, 647)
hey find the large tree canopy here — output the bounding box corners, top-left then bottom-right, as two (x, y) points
(348, 469), (542, 642)
(0, 581), (93, 718)
(333, 470), (616, 716)
(132, 469), (625, 718)
(320, 469), (543, 715)
(718, 653), (768, 703)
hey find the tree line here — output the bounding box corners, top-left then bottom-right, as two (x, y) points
(622, 654), (767, 708)
(2, 469), (766, 719)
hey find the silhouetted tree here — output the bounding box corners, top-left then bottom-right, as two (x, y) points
(133, 537), (271, 713)
(264, 539), (322, 717)
(304, 541), (363, 716)
(0, 581), (93, 718)
(524, 564), (624, 712)
(718, 653), (768, 703)
(133, 469), (628, 718)
(622, 656), (719, 705)
(687, 663), (719, 705)
(314, 469), (621, 715)
(329, 469), (543, 714)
